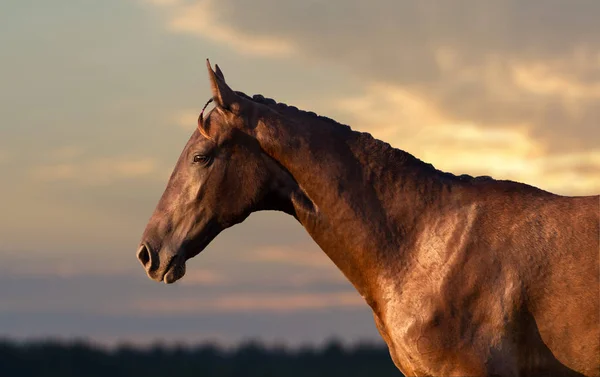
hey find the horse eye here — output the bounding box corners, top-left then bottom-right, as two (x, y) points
(193, 154), (211, 165)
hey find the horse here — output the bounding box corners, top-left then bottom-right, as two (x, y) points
(137, 60), (599, 376)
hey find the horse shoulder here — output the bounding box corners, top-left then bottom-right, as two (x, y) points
(377, 203), (526, 375)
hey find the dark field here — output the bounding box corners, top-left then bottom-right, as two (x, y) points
(0, 339), (403, 377)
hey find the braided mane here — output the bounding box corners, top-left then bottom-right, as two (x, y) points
(236, 91), (353, 133)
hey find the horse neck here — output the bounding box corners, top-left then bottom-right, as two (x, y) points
(253, 105), (449, 302)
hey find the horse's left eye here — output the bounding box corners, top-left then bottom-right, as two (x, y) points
(193, 154), (211, 165)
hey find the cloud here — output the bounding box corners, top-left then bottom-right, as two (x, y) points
(142, 0), (600, 159)
(333, 84), (600, 195)
(49, 146), (86, 160)
(181, 262), (346, 289)
(235, 245), (348, 288)
(132, 291), (363, 314)
(247, 246), (334, 269)
(172, 109), (200, 131)
(31, 163), (77, 182)
(0, 248), (230, 289)
(30, 156), (162, 186)
(0, 252), (358, 317)
(0, 257), (133, 279)
(178, 269), (226, 286)
(0, 150), (9, 164)
(174, 244), (347, 288)
(140, 0), (295, 57)
(143, 0), (179, 5)
(511, 59), (600, 100)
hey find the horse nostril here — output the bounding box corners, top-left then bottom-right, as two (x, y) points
(137, 243), (151, 268)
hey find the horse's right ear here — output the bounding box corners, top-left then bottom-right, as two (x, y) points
(215, 64), (226, 82)
(206, 59), (238, 112)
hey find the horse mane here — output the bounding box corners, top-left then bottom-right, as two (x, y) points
(236, 91), (352, 132)
(233, 91), (496, 184)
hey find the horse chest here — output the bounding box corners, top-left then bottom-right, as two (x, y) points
(376, 298), (490, 376)
(373, 262), (522, 376)
(376, 292), (460, 374)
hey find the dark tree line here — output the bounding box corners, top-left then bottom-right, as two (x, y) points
(0, 339), (403, 377)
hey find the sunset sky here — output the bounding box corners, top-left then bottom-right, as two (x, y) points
(1, 0), (598, 346)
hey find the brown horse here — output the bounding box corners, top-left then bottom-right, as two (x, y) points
(137, 61), (599, 376)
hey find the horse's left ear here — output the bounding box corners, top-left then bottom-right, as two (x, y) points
(206, 59), (238, 112)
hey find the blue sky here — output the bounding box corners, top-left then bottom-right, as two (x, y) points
(0, 0), (598, 346)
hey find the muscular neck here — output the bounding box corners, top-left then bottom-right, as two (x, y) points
(252, 103), (452, 304)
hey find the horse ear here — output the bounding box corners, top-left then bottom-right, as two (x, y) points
(206, 59), (238, 111)
(215, 64), (226, 82)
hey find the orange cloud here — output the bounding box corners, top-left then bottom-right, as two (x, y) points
(0, 250), (141, 279)
(141, 0), (295, 57)
(247, 246), (333, 269)
(132, 291), (364, 314)
(178, 269), (226, 286)
(30, 156), (161, 185)
(49, 146), (86, 160)
(172, 109), (201, 131)
(333, 84), (600, 196)
(511, 60), (600, 100)
(0, 150), (10, 164)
